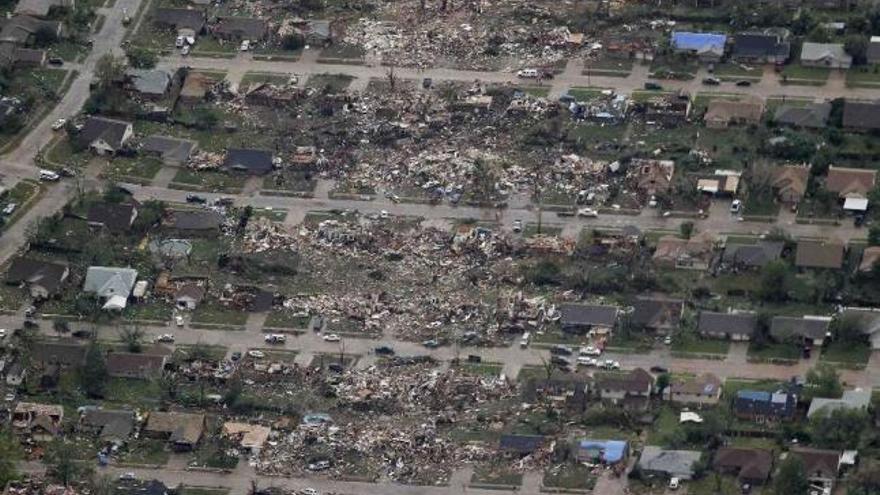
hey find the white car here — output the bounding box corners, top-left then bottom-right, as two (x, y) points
(300, 489), (319, 495)
(604, 359), (620, 370)
(156, 334), (174, 343)
(175, 315), (184, 327)
(517, 68), (538, 78)
(4, 393), (14, 402)
(323, 334), (341, 342)
(576, 356), (597, 367)
(2, 203), (17, 215)
(265, 334), (286, 344)
(663, 336), (672, 345)
(512, 219), (523, 233)
(730, 199), (742, 213)
(240, 39), (250, 51)
(669, 477), (680, 490)
(51, 118), (66, 131)
(175, 35), (185, 48)
(577, 208), (599, 218)
(579, 345), (601, 356)
(119, 472), (136, 481)
(39, 169), (60, 181)
(0, 328), (6, 339)
(247, 350), (266, 359)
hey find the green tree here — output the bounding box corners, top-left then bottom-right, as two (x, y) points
(832, 314), (868, 345)
(844, 35), (870, 65)
(281, 33), (305, 51)
(125, 46), (158, 69)
(33, 25), (58, 48)
(0, 429), (20, 488)
(773, 455), (809, 495)
(93, 54), (125, 90)
(679, 221), (694, 239)
(848, 459), (880, 495)
(758, 260), (791, 302)
(810, 408), (870, 450)
(655, 373), (671, 397)
(869, 225), (880, 246)
(806, 364), (843, 400)
(44, 440), (93, 486)
(79, 341), (107, 398)
(119, 326), (144, 353)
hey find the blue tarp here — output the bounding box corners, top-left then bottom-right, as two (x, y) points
(672, 32), (727, 52)
(579, 439), (629, 464)
(736, 390), (770, 402)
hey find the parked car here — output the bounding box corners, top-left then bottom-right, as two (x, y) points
(663, 336), (672, 345)
(0, 328), (5, 339)
(181, 45), (190, 56)
(702, 77), (721, 85)
(308, 460), (331, 471)
(550, 355), (570, 366)
(215, 197), (234, 207)
(47, 57), (63, 66)
(644, 82), (663, 90)
(39, 169), (60, 181)
(240, 40), (250, 51)
(512, 219), (523, 233)
(577, 208), (599, 218)
(603, 359), (620, 370)
(247, 350), (265, 359)
(669, 477), (680, 490)
(119, 473), (136, 481)
(175, 36), (185, 48)
(301, 489), (319, 495)
(422, 77), (432, 89)
(517, 68), (538, 78)
(264, 334), (286, 344)
(650, 365), (669, 373)
(51, 118), (66, 130)
(577, 356), (597, 367)
(579, 346), (601, 356)
(422, 339), (439, 348)
(186, 194), (207, 204)
(550, 345), (572, 356)
(72, 329), (93, 339)
(156, 334), (174, 343)
(323, 334), (341, 342)
(327, 363), (344, 373)
(2, 203), (17, 215)
(59, 167), (76, 177)
(730, 199), (742, 213)
(230, 351), (242, 361)
(735, 80), (752, 87)
(374, 345), (395, 355)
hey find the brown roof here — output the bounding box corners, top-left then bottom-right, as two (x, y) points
(825, 166), (876, 198)
(714, 447), (773, 482)
(145, 411), (205, 445)
(653, 232), (716, 263)
(596, 368), (653, 393)
(859, 246), (880, 272)
(179, 72), (214, 100)
(791, 448), (840, 479)
(771, 165), (810, 201)
(705, 98), (764, 125)
(669, 373), (722, 396)
(795, 239), (845, 269)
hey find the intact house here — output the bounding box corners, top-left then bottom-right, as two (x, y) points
(76, 116), (133, 155)
(731, 32), (790, 64)
(79, 408), (135, 446)
(576, 439), (629, 465)
(868, 36), (880, 65)
(223, 148), (274, 175)
(12, 402), (63, 441)
(629, 158), (675, 197)
(559, 303), (619, 335)
(795, 239), (845, 271)
(800, 42), (852, 69)
(31, 340), (86, 368)
(83, 266), (138, 310)
(713, 447), (773, 486)
(14, 0), (74, 18)
(671, 32), (726, 62)
(141, 135), (197, 166)
(593, 368), (654, 411)
(212, 17), (268, 41)
(0, 15), (64, 46)
(790, 448), (845, 494)
(652, 232), (716, 271)
(630, 296), (683, 334)
(770, 164), (810, 205)
(769, 315), (832, 347)
(807, 388), (871, 418)
(106, 351), (168, 380)
(637, 446), (702, 480)
(144, 411), (205, 451)
(842, 100), (880, 132)
(774, 102), (830, 129)
(162, 209), (224, 238)
(734, 389), (797, 422)
(152, 7), (207, 35)
(698, 311), (757, 341)
(5, 257), (68, 299)
(696, 170), (741, 197)
(824, 166), (876, 213)
(124, 69), (172, 101)
(704, 97), (764, 129)
(720, 240), (783, 271)
(87, 202), (138, 233)
(665, 373), (723, 406)
(499, 434), (546, 456)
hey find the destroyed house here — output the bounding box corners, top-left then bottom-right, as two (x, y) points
(5, 257), (68, 299)
(770, 165), (810, 203)
(559, 303), (618, 334)
(12, 402), (63, 440)
(87, 202), (138, 232)
(31, 340), (86, 368)
(152, 7), (206, 33)
(499, 434), (545, 455)
(524, 377), (588, 411)
(223, 148), (273, 175)
(630, 158), (674, 196)
(144, 411), (205, 451)
(842, 101), (880, 131)
(769, 315), (831, 346)
(734, 390), (796, 421)
(630, 296), (683, 333)
(212, 16), (267, 41)
(106, 352), (167, 379)
(14, 0), (74, 18)
(79, 408), (135, 444)
(652, 233), (716, 270)
(0, 15), (63, 45)
(640, 94), (690, 126)
(714, 447), (773, 485)
(698, 311), (757, 341)
(222, 422), (271, 453)
(178, 71), (214, 106)
(163, 209), (224, 237)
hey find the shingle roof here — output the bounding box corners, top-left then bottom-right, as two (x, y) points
(698, 311), (757, 337)
(630, 296), (683, 329)
(795, 239), (845, 269)
(770, 165), (810, 200)
(638, 447), (702, 477)
(800, 42), (851, 65)
(78, 116), (131, 150)
(559, 303), (618, 328)
(842, 101), (880, 130)
(31, 340), (86, 367)
(807, 389), (871, 418)
(714, 447), (773, 482)
(770, 315), (831, 341)
(106, 352), (166, 377)
(142, 135), (197, 164)
(6, 257), (67, 294)
(774, 103), (830, 128)
(669, 373), (722, 397)
(825, 166), (876, 198)
(732, 33), (789, 59)
(596, 368), (654, 393)
(83, 266), (138, 298)
(125, 69), (171, 97)
(223, 148), (273, 175)
(722, 241), (783, 268)
(791, 448), (840, 479)
(153, 7), (206, 31)
(145, 411), (205, 445)
(214, 16), (268, 39)
(87, 202), (136, 231)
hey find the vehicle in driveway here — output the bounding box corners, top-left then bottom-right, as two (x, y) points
(374, 345), (395, 355)
(264, 334), (286, 344)
(579, 346), (601, 356)
(39, 170), (60, 181)
(644, 82), (663, 90)
(156, 334), (174, 343)
(735, 80), (752, 87)
(702, 77), (721, 85)
(308, 460), (331, 471)
(550, 355), (570, 367)
(550, 345), (572, 356)
(323, 334), (341, 342)
(186, 194), (207, 204)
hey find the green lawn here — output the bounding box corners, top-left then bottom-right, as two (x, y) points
(471, 465), (523, 486)
(649, 56), (699, 79)
(543, 463), (597, 490)
(0, 283), (26, 311)
(179, 488), (229, 495)
(647, 406), (680, 445)
(691, 92), (742, 114)
(251, 207), (287, 222)
(306, 73), (355, 92)
(265, 310), (310, 329)
(713, 62), (763, 81)
(567, 86), (612, 101)
(190, 441), (239, 470)
(520, 86), (550, 98)
(118, 439), (170, 466)
(671, 336), (730, 356)
(747, 342), (801, 362)
(191, 301), (248, 327)
(584, 56), (633, 77)
(318, 43), (366, 61)
(103, 156), (163, 184)
(781, 65), (830, 85)
(104, 378), (162, 407)
(170, 169), (244, 193)
(820, 342), (871, 365)
(688, 474), (755, 495)
(846, 65), (880, 87)
(240, 72), (294, 87)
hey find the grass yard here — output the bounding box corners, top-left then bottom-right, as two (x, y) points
(766, 96), (815, 112)
(104, 378), (162, 408)
(118, 438), (170, 466)
(781, 65), (830, 85)
(0, 283), (26, 311)
(170, 169), (244, 193)
(191, 37), (238, 56)
(647, 406), (680, 445)
(820, 342), (871, 366)
(240, 72), (295, 87)
(265, 310), (310, 329)
(318, 43), (365, 61)
(649, 56), (699, 79)
(0, 180), (41, 229)
(584, 55), (634, 77)
(691, 92), (743, 114)
(453, 361), (503, 377)
(671, 336), (730, 356)
(190, 441), (239, 470)
(191, 301), (249, 327)
(747, 342), (801, 362)
(471, 465), (523, 487)
(542, 463), (597, 490)
(307, 73), (355, 92)
(846, 65), (880, 87)
(519, 86), (550, 97)
(173, 344), (228, 362)
(262, 172), (317, 194)
(567, 86), (612, 101)
(712, 62), (763, 81)
(179, 488), (229, 495)
(103, 156), (163, 184)
(251, 207), (287, 222)
(523, 223), (563, 238)
(44, 137), (92, 169)
(688, 474), (753, 495)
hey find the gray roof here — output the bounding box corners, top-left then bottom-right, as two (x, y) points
(82, 408), (135, 441)
(142, 135), (197, 163)
(698, 311), (757, 337)
(770, 316), (831, 341)
(807, 389), (871, 418)
(78, 116), (132, 150)
(630, 297), (683, 329)
(214, 16), (267, 39)
(153, 7), (206, 32)
(842, 101), (880, 130)
(223, 148), (273, 174)
(559, 303), (619, 328)
(800, 42), (851, 64)
(168, 210), (224, 231)
(125, 69), (171, 96)
(774, 103), (830, 129)
(732, 33), (790, 59)
(83, 266), (138, 298)
(722, 241), (784, 268)
(638, 447), (702, 478)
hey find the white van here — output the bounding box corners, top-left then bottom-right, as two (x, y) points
(517, 69), (538, 78)
(520, 332), (531, 348)
(39, 170), (60, 181)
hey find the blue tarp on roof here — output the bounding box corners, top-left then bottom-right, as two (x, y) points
(737, 390), (770, 402)
(579, 439), (629, 464)
(672, 32), (727, 52)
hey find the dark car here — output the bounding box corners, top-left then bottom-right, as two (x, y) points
(422, 339), (439, 348)
(215, 197), (234, 207)
(327, 363), (344, 373)
(650, 365), (669, 373)
(702, 77), (721, 85)
(644, 82), (663, 90)
(854, 214), (866, 227)
(550, 356), (570, 367)
(72, 329), (93, 339)
(735, 80), (752, 87)
(186, 194), (207, 204)
(422, 78), (432, 89)
(374, 345), (395, 356)
(48, 57), (64, 66)
(467, 354), (482, 363)
(230, 351), (242, 361)
(59, 167), (77, 177)
(550, 345), (572, 356)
